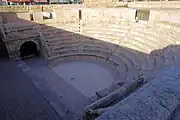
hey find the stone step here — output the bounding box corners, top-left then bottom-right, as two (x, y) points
(82, 40), (115, 48)
(109, 55), (128, 78)
(137, 54), (154, 71)
(82, 48), (111, 57)
(113, 52), (135, 70)
(115, 48), (141, 69)
(82, 27), (129, 34)
(4, 22), (36, 31)
(5, 33), (39, 41)
(83, 32), (125, 41)
(155, 23), (180, 39)
(41, 26), (79, 32)
(52, 48), (80, 55)
(154, 28), (176, 44)
(158, 32), (179, 45)
(52, 45), (81, 52)
(49, 40), (80, 46)
(82, 43), (113, 50)
(134, 27), (175, 45)
(83, 24), (130, 29)
(128, 34), (155, 53)
(82, 26), (127, 32)
(121, 40), (150, 53)
(6, 31), (39, 38)
(44, 33), (78, 40)
(131, 32), (159, 49)
(131, 31), (164, 49)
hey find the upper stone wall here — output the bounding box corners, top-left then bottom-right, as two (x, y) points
(0, 5), (81, 24)
(128, 1), (180, 9)
(0, 12), (31, 23)
(143, 9), (180, 31)
(83, 0), (127, 7)
(82, 8), (136, 23)
(0, 4), (82, 12)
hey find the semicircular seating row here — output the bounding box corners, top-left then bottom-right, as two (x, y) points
(41, 21), (180, 81)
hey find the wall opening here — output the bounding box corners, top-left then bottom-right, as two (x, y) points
(43, 12), (53, 20)
(20, 41), (39, 59)
(135, 10), (150, 21)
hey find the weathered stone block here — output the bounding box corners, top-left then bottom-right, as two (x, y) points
(16, 13), (30, 21)
(33, 12), (43, 21)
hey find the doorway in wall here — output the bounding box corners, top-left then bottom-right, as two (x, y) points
(20, 41), (39, 59)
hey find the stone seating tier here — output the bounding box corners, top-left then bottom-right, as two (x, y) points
(48, 46), (161, 77)
(134, 27), (175, 45)
(47, 43), (163, 73)
(115, 49), (141, 68)
(44, 21), (179, 100)
(48, 48), (165, 72)
(155, 27), (178, 43)
(48, 40), (80, 47)
(130, 31), (163, 48)
(81, 23), (177, 54)
(48, 52), (126, 76)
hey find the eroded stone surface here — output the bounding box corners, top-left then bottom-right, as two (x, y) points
(97, 68), (180, 120)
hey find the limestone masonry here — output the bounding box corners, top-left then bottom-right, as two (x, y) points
(1, 1), (180, 120)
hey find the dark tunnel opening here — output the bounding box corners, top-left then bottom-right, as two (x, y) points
(20, 41), (39, 59)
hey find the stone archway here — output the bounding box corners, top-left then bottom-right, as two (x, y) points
(19, 41), (39, 59)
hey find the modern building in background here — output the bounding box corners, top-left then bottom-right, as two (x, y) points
(0, 0), (82, 5)
(0, 0), (8, 5)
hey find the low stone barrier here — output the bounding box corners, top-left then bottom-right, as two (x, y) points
(84, 74), (145, 120)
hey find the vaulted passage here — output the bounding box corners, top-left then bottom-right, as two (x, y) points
(20, 41), (39, 59)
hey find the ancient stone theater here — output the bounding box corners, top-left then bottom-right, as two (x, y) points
(1, 0), (180, 120)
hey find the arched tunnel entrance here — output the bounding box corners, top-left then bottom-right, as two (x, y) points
(20, 41), (39, 59)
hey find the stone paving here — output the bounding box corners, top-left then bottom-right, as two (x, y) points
(17, 57), (92, 120)
(0, 59), (62, 120)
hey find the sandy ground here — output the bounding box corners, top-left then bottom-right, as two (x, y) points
(52, 60), (116, 98)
